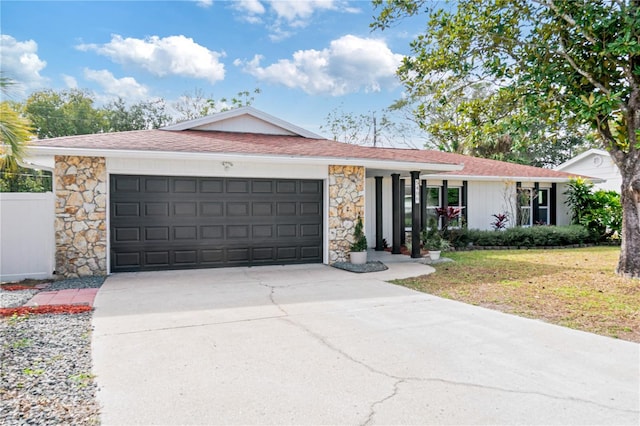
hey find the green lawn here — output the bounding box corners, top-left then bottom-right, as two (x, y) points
(394, 246), (640, 343)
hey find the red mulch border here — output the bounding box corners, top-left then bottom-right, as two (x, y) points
(0, 304), (93, 317)
(1, 285), (36, 291)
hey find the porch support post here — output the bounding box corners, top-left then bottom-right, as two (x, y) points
(400, 179), (406, 245)
(420, 179), (427, 231)
(533, 182), (540, 224)
(410, 171), (421, 258)
(375, 176), (384, 251)
(550, 183), (557, 225)
(442, 179), (449, 230)
(462, 180), (468, 225)
(391, 173), (402, 254)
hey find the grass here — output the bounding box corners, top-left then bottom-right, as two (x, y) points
(394, 246), (640, 343)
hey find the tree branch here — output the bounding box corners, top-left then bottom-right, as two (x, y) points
(536, 0), (600, 46)
(557, 37), (613, 97)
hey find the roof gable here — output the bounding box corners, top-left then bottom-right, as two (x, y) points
(161, 106), (323, 138)
(554, 148), (609, 171)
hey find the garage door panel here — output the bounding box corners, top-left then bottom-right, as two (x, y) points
(174, 178), (197, 193)
(144, 178), (169, 193)
(110, 175), (323, 272)
(227, 179), (249, 193)
(113, 227), (140, 242)
(113, 203), (139, 217)
(146, 227), (169, 241)
(301, 181), (321, 193)
(200, 179), (223, 193)
(115, 251), (141, 267)
(300, 202), (321, 215)
(252, 202), (273, 216)
(145, 203), (169, 216)
(227, 202), (249, 216)
(146, 251), (169, 267)
(173, 202), (197, 216)
(201, 225), (224, 239)
(276, 202), (297, 216)
(201, 202), (223, 216)
(301, 246), (321, 259)
(114, 176), (140, 192)
(252, 180), (273, 193)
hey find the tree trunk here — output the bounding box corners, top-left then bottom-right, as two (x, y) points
(616, 175), (640, 279)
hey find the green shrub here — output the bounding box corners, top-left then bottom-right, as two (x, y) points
(564, 177), (621, 241)
(451, 225), (592, 248)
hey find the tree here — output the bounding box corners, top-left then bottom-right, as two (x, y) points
(173, 88), (261, 123)
(373, 0), (640, 278)
(321, 105), (420, 148)
(24, 89), (105, 138)
(0, 78), (32, 170)
(0, 76), (51, 192)
(103, 97), (171, 131)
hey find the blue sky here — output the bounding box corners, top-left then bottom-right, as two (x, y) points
(1, 0), (426, 139)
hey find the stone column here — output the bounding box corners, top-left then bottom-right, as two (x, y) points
(54, 156), (107, 277)
(328, 165), (365, 263)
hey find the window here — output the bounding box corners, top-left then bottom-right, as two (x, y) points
(446, 187), (463, 228)
(518, 188), (533, 227)
(537, 189), (549, 225)
(425, 187), (441, 229)
(518, 187), (550, 226)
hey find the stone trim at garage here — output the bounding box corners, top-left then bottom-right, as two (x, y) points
(328, 165), (365, 263)
(54, 156), (107, 277)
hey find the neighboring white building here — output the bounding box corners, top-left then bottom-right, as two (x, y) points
(555, 149), (622, 192)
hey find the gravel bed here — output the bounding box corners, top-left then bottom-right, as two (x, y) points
(47, 276), (105, 291)
(1, 276), (104, 425)
(0, 290), (39, 309)
(332, 260), (389, 273)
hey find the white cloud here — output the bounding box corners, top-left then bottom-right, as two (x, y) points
(235, 0), (266, 14)
(0, 35), (47, 91)
(268, 0), (336, 23)
(62, 74), (78, 89)
(232, 1), (353, 40)
(77, 34), (225, 84)
(84, 68), (149, 101)
(236, 35), (403, 96)
(196, 0), (213, 8)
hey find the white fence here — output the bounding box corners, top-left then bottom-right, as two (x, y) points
(0, 192), (55, 282)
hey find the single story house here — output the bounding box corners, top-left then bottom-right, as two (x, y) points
(23, 107), (585, 277)
(555, 149), (621, 193)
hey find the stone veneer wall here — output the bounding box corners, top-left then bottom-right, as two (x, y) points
(328, 165), (365, 263)
(54, 156), (107, 277)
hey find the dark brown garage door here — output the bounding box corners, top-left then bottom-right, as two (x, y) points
(110, 175), (323, 272)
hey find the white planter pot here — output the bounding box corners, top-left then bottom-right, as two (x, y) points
(350, 251), (367, 265)
(428, 250), (441, 260)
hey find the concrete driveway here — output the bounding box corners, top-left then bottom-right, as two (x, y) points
(92, 256), (639, 425)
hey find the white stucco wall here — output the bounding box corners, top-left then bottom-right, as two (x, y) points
(0, 192), (55, 281)
(107, 157), (328, 180)
(466, 181), (514, 230)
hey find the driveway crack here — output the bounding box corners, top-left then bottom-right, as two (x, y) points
(361, 378), (405, 426)
(258, 282), (289, 316)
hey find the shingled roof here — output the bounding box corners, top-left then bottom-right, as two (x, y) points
(27, 106), (585, 181)
(29, 128), (583, 181)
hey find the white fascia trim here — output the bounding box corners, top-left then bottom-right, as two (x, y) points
(421, 174), (605, 183)
(554, 148), (610, 171)
(161, 106), (324, 139)
(28, 146), (464, 172)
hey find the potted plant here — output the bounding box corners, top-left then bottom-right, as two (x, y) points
(423, 233), (450, 260)
(349, 216), (368, 264)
